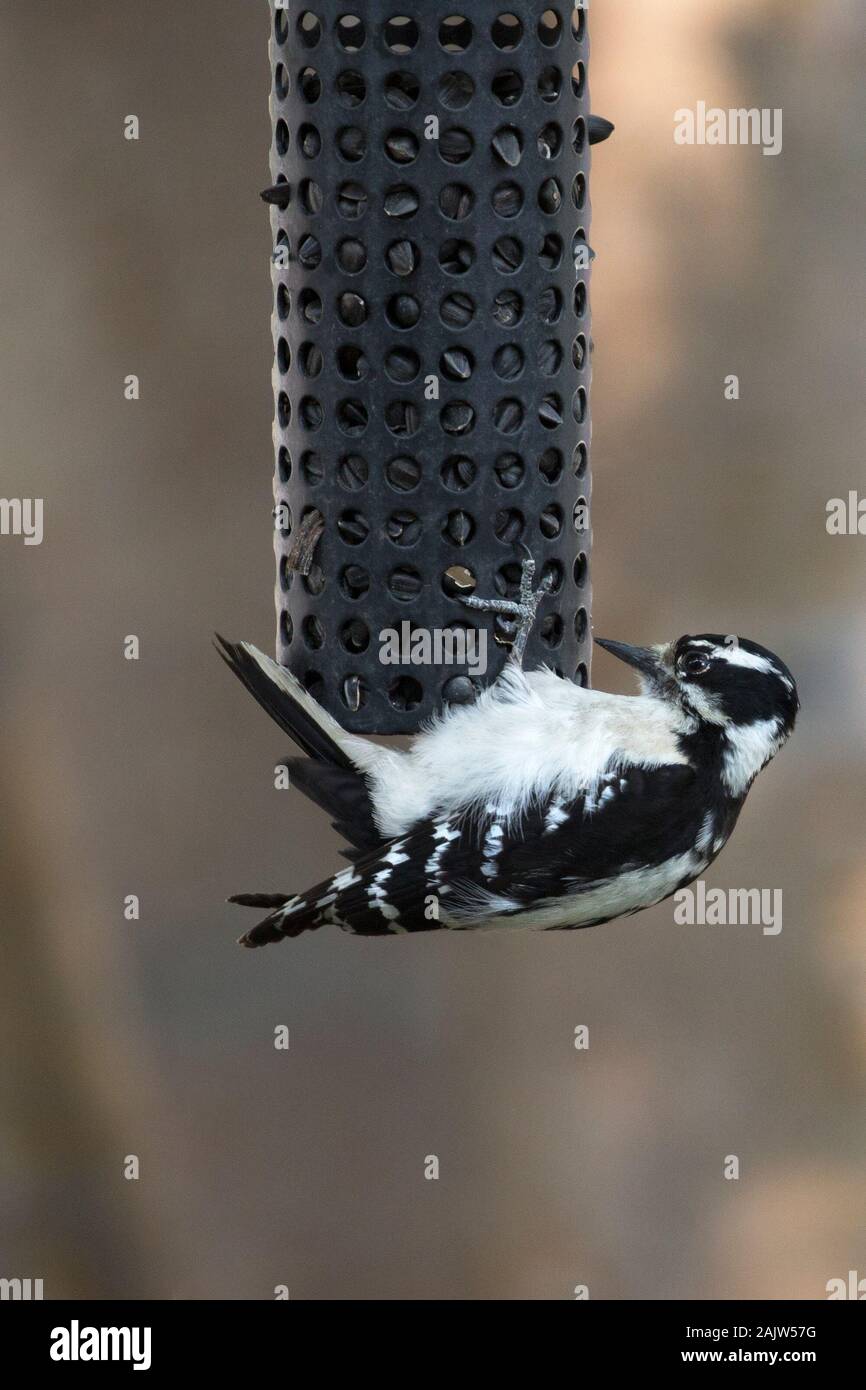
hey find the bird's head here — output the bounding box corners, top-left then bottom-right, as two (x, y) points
(596, 633), (799, 794)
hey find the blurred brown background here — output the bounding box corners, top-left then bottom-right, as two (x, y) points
(1, 0), (865, 1299)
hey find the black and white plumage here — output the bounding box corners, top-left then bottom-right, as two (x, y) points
(216, 620), (798, 948)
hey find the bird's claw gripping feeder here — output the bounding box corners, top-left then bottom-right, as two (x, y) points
(265, 2), (611, 733)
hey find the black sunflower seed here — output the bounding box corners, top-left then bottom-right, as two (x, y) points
(443, 510), (475, 545)
(440, 401), (475, 435)
(492, 70), (523, 106)
(492, 182), (523, 218)
(538, 341), (562, 376)
(492, 127), (523, 166)
(386, 455), (421, 491)
(387, 294), (420, 328)
(492, 237), (523, 273)
(494, 509), (524, 544)
(341, 564), (369, 598)
(385, 401), (419, 436)
(337, 126), (366, 162)
(337, 238), (366, 273)
(442, 676), (477, 705)
(494, 453), (524, 488)
(338, 292), (367, 326)
(539, 395), (563, 429)
(337, 510), (370, 544)
(387, 511), (421, 545)
(538, 178), (562, 214)
(439, 183), (474, 220)
(440, 292), (474, 328)
(385, 130), (419, 164)
(438, 71), (474, 109)
(493, 344), (524, 380)
(439, 128), (473, 164)
(337, 182), (368, 218)
(441, 455), (476, 490)
(298, 234), (321, 269)
(386, 239), (418, 276)
(338, 454), (368, 490)
(539, 448), (563, 482)
(440, 347), (473, 381)
(389, 567), (422, 599)
(494, 399), (523, 434)
(537, 123), (562, 160)
(540, 505), (563, 538)
(385, 348), (420, 383)
(301, 451), (324, 484)
(384, 185), (419, 218)
(338, 400), (368, 435)
(493, 289), (523, 327)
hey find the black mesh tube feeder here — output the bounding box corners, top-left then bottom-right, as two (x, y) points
(267, 2), (607, 734)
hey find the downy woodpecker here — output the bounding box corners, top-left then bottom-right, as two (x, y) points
(217, 558), (798, 946)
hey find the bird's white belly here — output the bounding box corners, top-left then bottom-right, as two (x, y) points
(443, 851), (708, 932)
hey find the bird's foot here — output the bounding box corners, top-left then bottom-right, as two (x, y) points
(460, 547), (553, 667)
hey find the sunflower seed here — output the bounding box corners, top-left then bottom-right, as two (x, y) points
(338, 454), (368, 490)
(384, 186), (419, 218)
(338, 292), (367, 326)
(492, 127), (522, 166)
(443, 510), (474, 545)
(442, 676), (477, 705)
(386, 239), (417, 276)
(387, 511), (421, 545)
(385, 130), (419, 164)
(538, 178), (562, 214)
(492, 182), (523, 218)
(494, 399), (523, 434)
(389, 567), (422, 599)
(385, 347), (420, 383)
(337, 182), (367, 218)
(494, 453), (524, 489)
(441, 455), (475, 490)
(492, 237), (522, 273)
(494, 509), (524, 544)
(441, 401), (475, 435)
(539, 396), (563, 429)
(493, 289), (523, 327)
(493, 344), (523, 380)
(440, 292), (474, 328)
(439, 183), (474, 220)
(386, 455), (421, 491)
(440, 348), (473, 381)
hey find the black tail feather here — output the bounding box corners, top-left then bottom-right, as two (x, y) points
(286, 757), (381, 853)
(214, 634), (354, 770)
(229, 893), (292, 909)
(238, 916), (291, 948)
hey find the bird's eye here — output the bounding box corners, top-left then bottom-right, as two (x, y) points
(680, 652), (710, 677)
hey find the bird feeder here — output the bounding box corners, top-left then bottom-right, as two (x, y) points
(267, 1), (600, 733)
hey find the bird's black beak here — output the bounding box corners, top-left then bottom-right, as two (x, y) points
(595, 638), (668, 684)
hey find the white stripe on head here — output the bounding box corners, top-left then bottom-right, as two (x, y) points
(710, 642), (795, 692)
(712, 643), (776, 675)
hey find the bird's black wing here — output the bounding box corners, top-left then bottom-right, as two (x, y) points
(235, 762), (706, 945)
